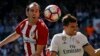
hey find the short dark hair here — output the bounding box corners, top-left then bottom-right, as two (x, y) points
(26, 2), (40, 12)
(62, 14), (77, 26)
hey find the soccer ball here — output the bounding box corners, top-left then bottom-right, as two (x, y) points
(44, 5), (61, 22)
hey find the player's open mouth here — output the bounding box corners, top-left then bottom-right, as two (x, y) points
(32, 16), (36, 19)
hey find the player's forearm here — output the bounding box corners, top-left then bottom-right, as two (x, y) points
(50, 51), (57, 56)
(32, 45), (45, 56)
(0, 32), (20, 47)
(36, 45), (45, 54)
(84, 44), (96, 56)
(88, 49), (96, 56)
(89, 54), (96, 56)
(32, 52), (41, 56)
(88, 50), (96, 56)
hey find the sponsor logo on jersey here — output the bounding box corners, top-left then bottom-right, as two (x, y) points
(63, 48), (81, 54)
(23, 37), (36, 44)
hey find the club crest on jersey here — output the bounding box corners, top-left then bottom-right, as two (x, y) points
(62, 36), (67, 44)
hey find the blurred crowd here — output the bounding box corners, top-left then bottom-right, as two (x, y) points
(0, 0), (100, 56)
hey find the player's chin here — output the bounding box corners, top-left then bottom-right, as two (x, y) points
(72, 32), (77, 35)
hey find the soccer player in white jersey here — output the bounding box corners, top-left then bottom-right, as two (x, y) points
(50, 14), (96, 56)
(0, 2), (49, 56)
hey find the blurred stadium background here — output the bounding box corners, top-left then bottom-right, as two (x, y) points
(0, 0), (100, 56)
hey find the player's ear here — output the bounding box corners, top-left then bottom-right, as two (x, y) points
(26, 9), (29, 17)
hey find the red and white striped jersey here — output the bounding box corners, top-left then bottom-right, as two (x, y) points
(16, 18), (49, 56)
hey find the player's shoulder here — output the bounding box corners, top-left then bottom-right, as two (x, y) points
(77, 32), (85, 36)
(36, 19), (48, 31)
(20, 19), (28, 23)
(23, 18), (28, 21)
(76, 32), (87, 38)
(17, 19), (28, 26)
(53, 33), (63, 38)
(51, 33), (63, 41)
(37, 19), (48, 27)
(37, 19), (45, 25)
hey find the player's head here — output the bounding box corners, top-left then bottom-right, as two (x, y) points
(62, 14), (78, 36)
(26, 2), (40, 23)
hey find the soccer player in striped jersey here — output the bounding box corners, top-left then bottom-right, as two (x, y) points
(0, 2), (49, 56)
(50, 14), (96, 56)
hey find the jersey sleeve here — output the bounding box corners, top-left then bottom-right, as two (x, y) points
(15, 20), (25, 35)
(50, 34), (59, 52)
(37, 21), (49, 45)
(79, 32), (89, 47)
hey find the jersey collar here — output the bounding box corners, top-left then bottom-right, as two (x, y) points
(62, 30), (75, 38)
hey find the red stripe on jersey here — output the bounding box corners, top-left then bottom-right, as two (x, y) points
(16, 19), (27, 35)
(25, 24), (32, 56)
(26, 42), (32, 56)
(25, 25), (32, 37)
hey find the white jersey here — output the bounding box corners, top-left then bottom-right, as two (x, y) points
(50, 31), (89, 56)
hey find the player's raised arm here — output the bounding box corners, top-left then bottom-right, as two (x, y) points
(0, 31), (20, 47)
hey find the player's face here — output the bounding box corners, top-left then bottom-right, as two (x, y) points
(26, 5), (40, 23)
(64, 22), (78, 36)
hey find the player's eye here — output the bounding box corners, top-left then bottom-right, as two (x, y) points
(30, 9), (34, 12)
(35, 9), (39, 12)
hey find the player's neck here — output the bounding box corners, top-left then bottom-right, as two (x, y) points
(28, 19), (38, 25)
(65, 31), (75, 37)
